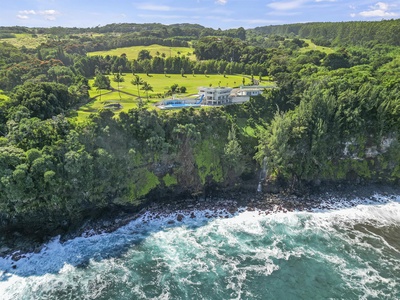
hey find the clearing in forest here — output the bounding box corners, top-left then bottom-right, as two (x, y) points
(0, 33), (47, 49)
(87, 44), (196, 61)
(300, 39), (334, 54)
(73, 73), (275, 121)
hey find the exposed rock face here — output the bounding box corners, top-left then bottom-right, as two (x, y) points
(176, 214), (184, 222)
(228, 206), (237, 214)
(0, 246), (10, 255)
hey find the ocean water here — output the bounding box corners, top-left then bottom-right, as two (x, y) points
(0, 195), (399, 300)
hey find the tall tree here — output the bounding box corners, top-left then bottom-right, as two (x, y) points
(131, 75), (143, 97)
(114, 73), (124, 100)
(94, 71), (110, 102)
(141, 82), (153, 103)
(131, 75), (144, 105)
(137, 49), (152, 61)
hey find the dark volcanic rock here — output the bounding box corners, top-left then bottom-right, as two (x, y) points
(0, 246), (10, 255)
(228, 206), (237, 214)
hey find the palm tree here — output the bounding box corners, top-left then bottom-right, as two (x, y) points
(131, 75), (144, 102)
(115, 73), (123, 100)
(94, 70), (110, 102)
(96, 86), (102, 101)
(141, 81), (153, 103)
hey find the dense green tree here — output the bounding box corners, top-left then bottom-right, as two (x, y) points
(137, 49), (152, 61)
(322, 52), (350, 70)
(11, 82), (76, 119)
(93, 71), (111, 101)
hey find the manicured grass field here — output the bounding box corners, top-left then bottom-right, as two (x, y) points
(73, 73), (275, 121)
(75, 88), (139, 120)
(300, 39), (334, 54)
(0, 33), (47, 49)
(87, 44), (196, 61)
(109, 73), (262, 96)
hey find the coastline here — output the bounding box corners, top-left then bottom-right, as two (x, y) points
(1, 183), (400, 261)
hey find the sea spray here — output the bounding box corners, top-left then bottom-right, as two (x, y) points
(0, 195), (399, 299)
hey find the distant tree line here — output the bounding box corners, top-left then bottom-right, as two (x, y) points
(251, 19), (400, 47)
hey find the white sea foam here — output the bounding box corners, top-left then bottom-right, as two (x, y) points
(0, 194), (399, 299)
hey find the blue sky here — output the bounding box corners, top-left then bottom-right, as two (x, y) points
(1, 0), (399, 29)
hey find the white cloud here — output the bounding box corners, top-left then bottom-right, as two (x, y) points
(376, 2), (389, 10)
(17, 15), (29, 19)
(136, 4), (200, 12)
(350, 13), (356, 17)
(267, 0), (306, 11)
(18, 9), (59, 16)
(40, 10), (59, 16)
(216, 0), (228, 4)
(358, 2), (398, 17)
(267, 0), (338, 12)
(16, 9), (60, 21)
(18, 10), (36, 15)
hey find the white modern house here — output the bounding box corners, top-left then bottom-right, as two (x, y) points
(238, 85), (275, 96)
(198, 87), (233, 105)
(230, 85), (275, 103)
(236, 86), (264, 97)
(197, 85), (275, 106)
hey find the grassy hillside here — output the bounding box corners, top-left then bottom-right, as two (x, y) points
(300, 39), (334, 54)
(74, 73), (274, 121)
(88, 44), (196, 61)
(0, 33), (47, 49)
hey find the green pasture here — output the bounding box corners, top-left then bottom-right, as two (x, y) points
(87, 44), (195, 61)
(74, 88), (139, 121)
(73, 73), (274, 121)
(108, 73), (263, 96)
(300, 39), (334, 54)
(0, 33), (47, 49)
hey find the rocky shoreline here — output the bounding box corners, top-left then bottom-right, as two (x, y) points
(1, 183), (400, 262)
(80, 182), (399, 236)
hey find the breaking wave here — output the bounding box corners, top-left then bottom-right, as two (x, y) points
(0, 194), (399, 299)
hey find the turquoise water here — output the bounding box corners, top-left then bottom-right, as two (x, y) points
(0, 196), (399, 299)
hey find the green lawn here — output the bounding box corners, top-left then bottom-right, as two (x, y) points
(88, 44), (196, 61)
(111, 73), (263, 95)
(73, 73), (275, 121)
(0, 33), (47, 49)
(74, 89), (139, 120)
(300, 39), (334, 54)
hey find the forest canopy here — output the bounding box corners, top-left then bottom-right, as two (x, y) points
(0, 19), (400, 235)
